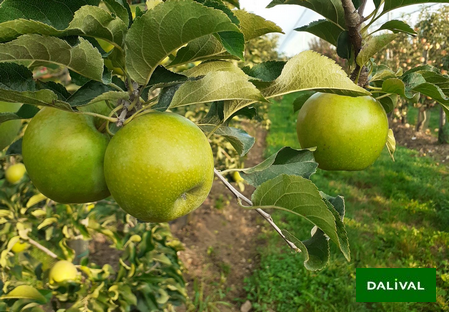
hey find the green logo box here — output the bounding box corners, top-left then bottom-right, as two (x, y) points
(356, 268), (436, 302)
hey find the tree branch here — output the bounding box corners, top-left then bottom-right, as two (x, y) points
(341, 0), (367, 85)
(358, 0), (368, 18)
(214, 168), (301, 253)
(28, 238), (58, 259)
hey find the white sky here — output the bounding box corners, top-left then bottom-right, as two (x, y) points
(239, 0), (445, 57)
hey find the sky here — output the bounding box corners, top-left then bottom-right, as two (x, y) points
(239, 0), (445, 57)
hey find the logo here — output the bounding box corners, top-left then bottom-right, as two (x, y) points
(356, 268), (436, 302)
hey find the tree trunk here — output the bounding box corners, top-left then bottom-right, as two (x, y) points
(438, 106), (448, 144)
(415, 108), (427, 132)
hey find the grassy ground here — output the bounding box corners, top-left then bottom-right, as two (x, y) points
(244, 93), (449, 311)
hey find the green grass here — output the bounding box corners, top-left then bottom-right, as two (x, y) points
(244, 94), (449, 312)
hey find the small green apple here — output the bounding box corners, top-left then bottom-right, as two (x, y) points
(22, 107), (110, 203)
(11, 240), (30, 253)
(296, 93), (388, 171)
(104, 112), (214, 222)
(0, 102), (22, 151)
(5, 163), (26, 184)
(49, 260), (78, 284)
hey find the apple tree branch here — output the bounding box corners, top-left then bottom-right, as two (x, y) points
(214, 168), (301, 253)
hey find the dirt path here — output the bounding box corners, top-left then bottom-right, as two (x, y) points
(171, 122), (267, 312)
(392, 122), (449, 164)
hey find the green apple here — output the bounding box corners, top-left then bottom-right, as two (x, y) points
(11, 240), (30, 253)
(0, 102), (22, 151)
(104, 112), (214, 222)
(49, 260), (78, 284)
(5, 163), (26, 184)
(296, 93), (388, 171)
(22, 107), (110, 203)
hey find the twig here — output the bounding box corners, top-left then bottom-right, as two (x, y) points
(358, 0), (368, 18)
(28, 238), (58, 259)
(214, 168), (301, 253)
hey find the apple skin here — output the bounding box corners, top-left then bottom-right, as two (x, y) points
(296, 93), (388, 171)
(49, 260), (78, 284)
(0, 102), (22, 151)
(104, 112), (214, 223)
(22, 107), (110, 203)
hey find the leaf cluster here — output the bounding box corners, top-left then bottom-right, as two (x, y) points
(0, 166), (186, 311)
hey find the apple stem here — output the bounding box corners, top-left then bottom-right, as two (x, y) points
(76, 111), (118, 123)
(214, 168), (301, 253)
(375, 93), (393, 100)
(27, 237), (58, 259)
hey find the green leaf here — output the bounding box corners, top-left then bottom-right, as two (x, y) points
(381, 78), (414, 100)
(37, 81), (71, 101)
(147, 66), (187, 88)
(263, 50), (370, 98)
(401, 72), (426, 89)
(234, 10), (283, 41)
(0, 64), (72, 109)
(214, 31), (244, 60)
(0, 0), (100, 30)
(224, 0), (240, 8)
(124, 0), (241, 85)
(154, 84), (182, 112)
(241, 147), (318, 187)
(169, 71), (266, 108)
(320, 193), (350, 261)
(169, 35), (234, 67)
(0, 89), (70, 110)
(5, 138), (22, 155)
(296, 19), (343, 47)
(283, 228), (330, 271)
(197, 0), (240, 25)
(67, 81), (127, 107)
(242, 61), (286, 82)
(293, 90), (315, 112)
(251, 174), (342, 252)
(267, 0), (346, 28)
(0, 286), (47, 304)
(412, 83), (449, 110)
(200, 101), (257, 125)
(0, 62), (35, 91)
(168, 10), (282, 67)
(370, 66), (396, 82)
(37, 217), (58, 230)
(0, 104), (39, 124)
(381, 0), (449, 17)
(66, 5), (128, 48)
(352, 0), (362, 8)
(0, 35), (104, 81)
(195, 0), (244, 60)
(0, 5), (126, 46)
(336, 31), (351, 60)
(377, 20), (416, 36)
(199, 125), (255, 156)
(183, 61), (246, 77)
(103, 0), (130, 27)
(373, 0), (382, 8)
(356, 34), (397, 67)
(377, 93), (398, 113)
